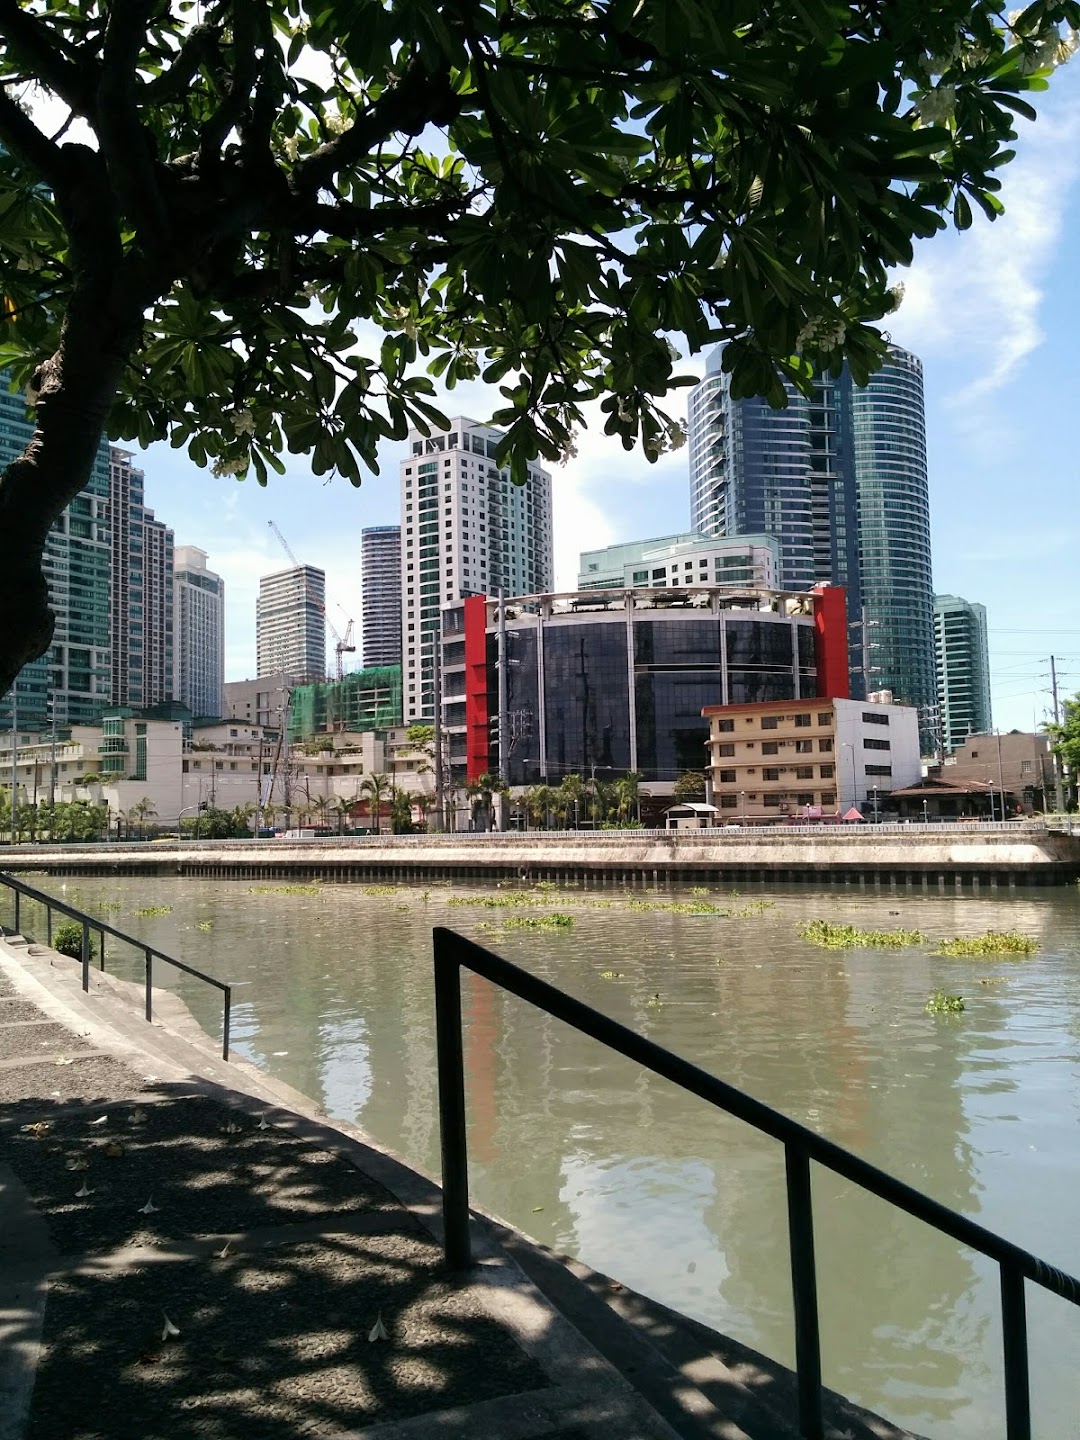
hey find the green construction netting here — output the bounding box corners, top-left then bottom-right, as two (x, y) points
(288, 666), (403, 741)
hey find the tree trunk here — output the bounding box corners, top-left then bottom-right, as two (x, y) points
(0, 149), (163, 699)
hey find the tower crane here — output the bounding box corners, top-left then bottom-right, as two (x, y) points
(267, 520), (356, 680)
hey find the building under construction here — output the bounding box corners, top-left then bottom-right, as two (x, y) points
(287, 666), (403, 742)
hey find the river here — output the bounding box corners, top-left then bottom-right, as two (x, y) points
(34, 874), (1080, 1439)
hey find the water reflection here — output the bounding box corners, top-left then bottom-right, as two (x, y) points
(58, 876), (1080, 1440)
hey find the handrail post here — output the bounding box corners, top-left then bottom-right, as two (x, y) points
(785, 1143), (824, 1440)
(80, 921), (90, 991)
(434, 932), (472, 1269)
(144, 948), (153, 1022)
(1001, 1263), (1031, 1440)
(222, 984), (232, 1060)
(46, 903), (52, 946)
(13, 888), (20, 934)
(99, 926), (106, 972)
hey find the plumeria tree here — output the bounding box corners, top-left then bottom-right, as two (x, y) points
(0, 0), (1077, 696)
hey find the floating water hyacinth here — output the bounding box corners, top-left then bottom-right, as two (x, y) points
(368, 1312), (389, 1342)
(161, 1314), (180, 1341)
(138, 1197), (159, 1215)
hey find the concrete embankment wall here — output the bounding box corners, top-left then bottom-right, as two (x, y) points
(4, 826), (1079, 887)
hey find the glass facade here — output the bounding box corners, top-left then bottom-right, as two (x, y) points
(933, 594), (991, 753)
(0, 374), (113, 729)
(852, 348), (936, 742)
(488, 607), (816, 785)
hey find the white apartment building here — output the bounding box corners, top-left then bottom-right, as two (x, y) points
(400, 418), (553, 723)
(174, 546), (225, 719)
(256, 565), (326, 682)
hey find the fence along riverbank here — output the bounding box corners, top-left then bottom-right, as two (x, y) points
(3, 824), (1079, 887)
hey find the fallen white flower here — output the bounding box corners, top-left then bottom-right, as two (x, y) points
(215, 1242), (232, 1259)
(89, 1115), (108, 1126)
(257, 1117), (271, 1131)
(161, 1314), (181, 1341)
(138, 1198), (159, 1215)
(368, 1312), (389, 1342)
(75, 1181), (93, 1198)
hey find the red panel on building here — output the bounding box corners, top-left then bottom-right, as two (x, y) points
(813, 585), (850, 699)
(463, 596), (490, 781)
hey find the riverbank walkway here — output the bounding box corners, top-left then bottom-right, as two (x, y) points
(0, 926), (920, 1440)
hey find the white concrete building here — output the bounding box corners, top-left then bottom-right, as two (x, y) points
(174, 546), (225, 720)
(578, 533), (780, 591)
(401, 417), (553, 723)
(256, 565), (326, 682)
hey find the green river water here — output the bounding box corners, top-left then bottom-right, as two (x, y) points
(28, 874), (1080, 1439)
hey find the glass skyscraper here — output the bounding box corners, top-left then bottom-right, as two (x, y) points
(933, 594), (992, 753)
(0, 377), (113, 729)
(688, 344), (935, 734)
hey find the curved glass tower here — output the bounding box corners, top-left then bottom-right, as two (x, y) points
(852, 347), (936, 732)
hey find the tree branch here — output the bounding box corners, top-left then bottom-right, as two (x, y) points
(292, 55), (460, 196)
(143, 22), (221, 105)
(199, 0), (262, 169)
(98, 0), (172, 252)
(0, 87), (68, 186)
(0, 0), (96, 114)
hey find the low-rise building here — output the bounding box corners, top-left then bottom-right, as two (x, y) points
(938, 730), (1055, 815)
(578, 533), (780, 591)
(702, 696), (921, 822)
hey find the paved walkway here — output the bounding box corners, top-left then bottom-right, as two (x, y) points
(0, 925), (921, 1440)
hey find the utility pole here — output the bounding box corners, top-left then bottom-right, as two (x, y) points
(1050, 655), (1066, 813)
(497, 590), (508, 786)
(9, 682), (16, 844)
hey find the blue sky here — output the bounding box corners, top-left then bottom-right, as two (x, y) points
(135, 63), (1080, 733)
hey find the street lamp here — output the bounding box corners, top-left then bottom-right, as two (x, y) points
(922, 798), (929, 825)
(841, 743), (857, 812)
(740, 790), (746, 824)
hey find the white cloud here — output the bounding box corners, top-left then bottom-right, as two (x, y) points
(891, 84), (1080, 413)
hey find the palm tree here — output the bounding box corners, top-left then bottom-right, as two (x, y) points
(311, 794), (332, 833)
(332, 795), (352, 835)
(359, 772), (391, 834)
(616, 772), (642, 824)
(524, 784), (554, 831)
(557, 773), (586, 830)
(127, 795), (158, 838)
(466, 771), (508, 831)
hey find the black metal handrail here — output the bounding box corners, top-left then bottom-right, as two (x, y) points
(433, 926), (1080, 1440)
(0, 870), (232, 1060)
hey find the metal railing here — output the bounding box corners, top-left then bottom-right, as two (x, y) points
(433, 926), (1080, 1440)
(0, 870), (232, 1059)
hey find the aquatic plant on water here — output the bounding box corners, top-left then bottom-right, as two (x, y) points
(134, 906), (172, 917)
(248, 884), (322, 896)
(936, 932), (1038, 958)
(798, 919), (925, 949)
(500, 913), (575, 931)
(925, 990), (965, 1014)
(363, 885), (400, 896)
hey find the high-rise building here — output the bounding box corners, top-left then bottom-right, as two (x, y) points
(687, 344), (935, 734)
(851, 347), (936, 739)
(174, 546), (225, 719)
(108, 448), (175, 709)
(256, 565), (326, 682)
(933, 594), (991, 752)
(400, 417), (553, 723)
(688, 351), (864, 684)
(361, 526), (402, 668)
(0, 378), (113, 729)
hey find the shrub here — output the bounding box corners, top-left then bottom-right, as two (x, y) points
(53, 922), (93, 960)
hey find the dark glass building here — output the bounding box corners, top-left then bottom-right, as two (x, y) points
(443, 586), (846, 788)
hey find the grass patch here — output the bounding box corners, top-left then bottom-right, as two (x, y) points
(926, 990), (965, 1014)
(799, 919), (925, 949)
(134, 905), (172, 917)
(248, 884), (322, 896)
(936, 931), (1038, 958)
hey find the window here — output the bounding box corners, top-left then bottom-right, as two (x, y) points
(865, 764), (892, 777)
(761, 716), (778, 730)
(796, 766), (814, 780)
(761, 741), (779, 755)
(1021, 759), (1033, 775)
(794, 714), (811, 727)
(970, 749), (979, 758)
(716, 718), (734, 733)
(719, 769), (736, 783)
(763, 794), (781, 807)
(863, 711), (890, 726)
(817, 712), (831, 725)
(717, 743), (735, 757)
(795, 739), (813, 754)
(720, 794), (738, 809)
(818, 738), (833, 753)
(864, 737), (891, 751)
(796, 793), (815, 807)
(763, 767), (780, 780)
(821, 792), (836, 806)
(819, 764), (834, 779)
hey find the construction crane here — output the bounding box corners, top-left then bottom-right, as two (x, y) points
(267, 520), (357, 680)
